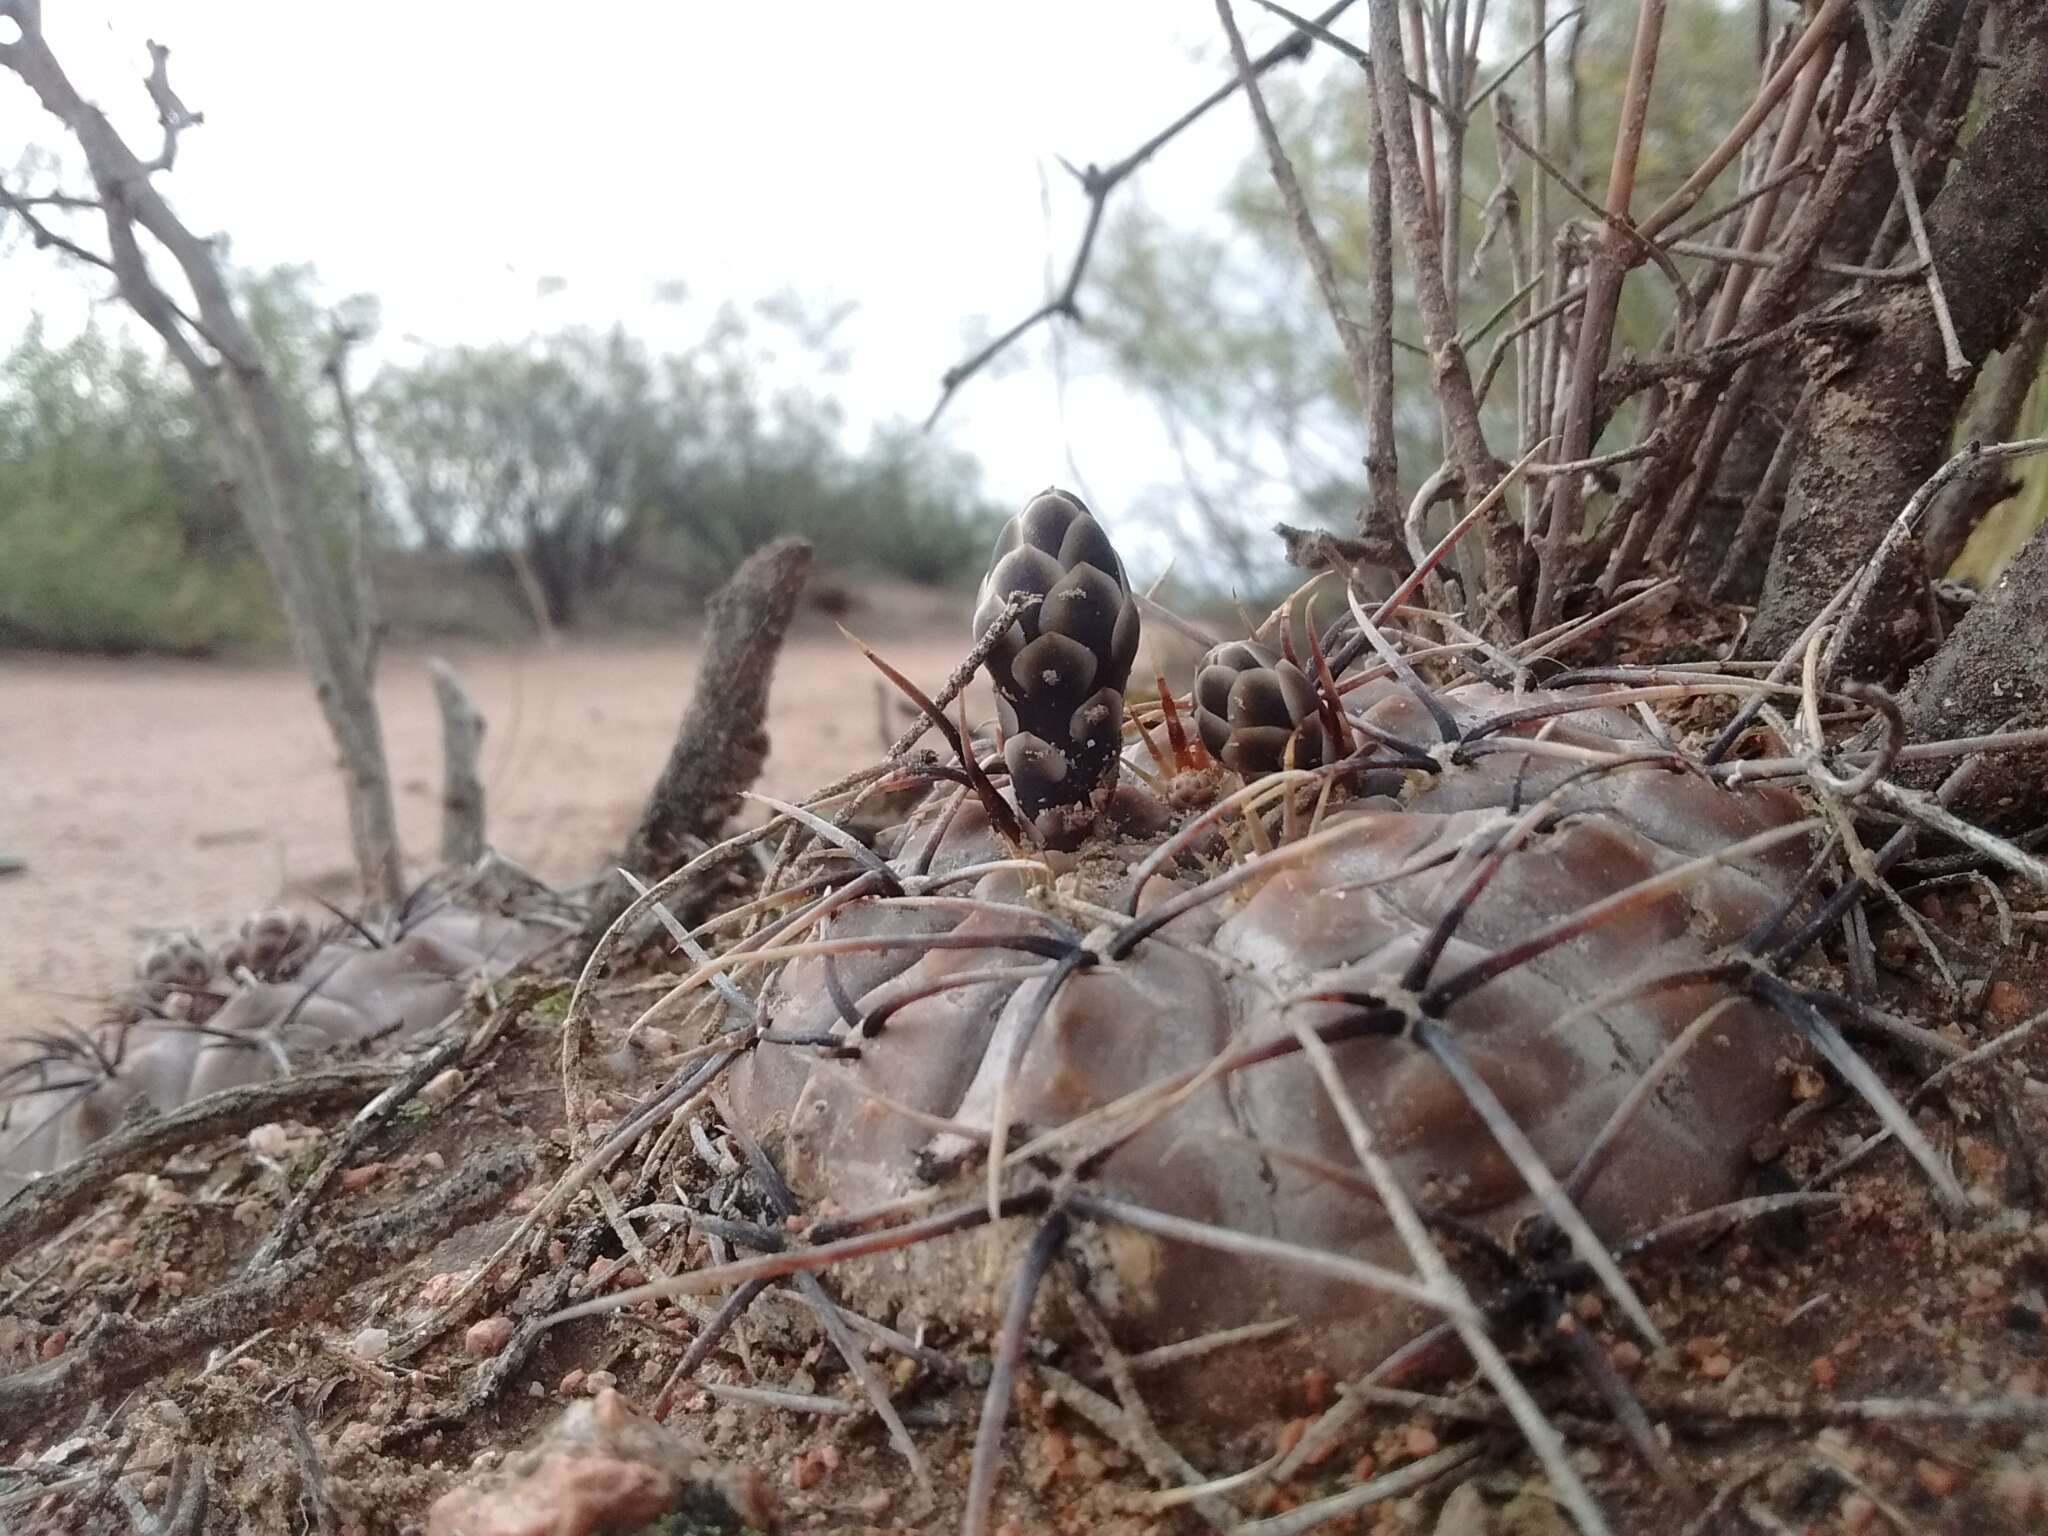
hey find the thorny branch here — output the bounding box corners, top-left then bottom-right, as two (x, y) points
(923, 0), (1357, 429)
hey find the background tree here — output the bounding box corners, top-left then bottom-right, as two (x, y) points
(0, 320), (278, 653)
(0, 3), (404, 902)
(366, 308), (1002, 628)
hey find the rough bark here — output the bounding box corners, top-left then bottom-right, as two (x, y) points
(429, 657), (487, 866)
(1900, 520), (2048, 824)
(1748, 4), (2048, 666)
(1684, 0), (1985, 587)
(593, 538), (812, 935)
(0, 5), (403, 903)
(1597, 0), (1961, 594)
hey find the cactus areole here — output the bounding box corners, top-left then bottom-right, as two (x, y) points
(973, 489), (1141, 849)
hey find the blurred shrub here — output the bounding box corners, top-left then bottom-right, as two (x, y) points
(365, 305), (1002, 627)
(0, 323), (282, 654)
(2, 277), (1000, 654)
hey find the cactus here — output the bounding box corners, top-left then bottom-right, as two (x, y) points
(1, 908), (554, 1188)
(1193, 639), (1332, 774)
(554, 495), (2021, 1532)
(218, 906), (317, 983)
(135, 929), (215, 1004)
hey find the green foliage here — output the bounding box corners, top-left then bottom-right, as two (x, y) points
(1091, 7), (1759, 585)
(366, 305), (1000, 625)
(1, 272), (999, 653)
(0, 322), (282, 654)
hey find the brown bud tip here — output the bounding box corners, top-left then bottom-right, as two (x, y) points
(135, 930), (215, 1001)
(219, 907), (316, 982)
(974, 490), (1140, 845)
(1194, 641), (1329, 777)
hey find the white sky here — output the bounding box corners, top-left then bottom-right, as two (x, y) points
(2, 1), (1336, 567)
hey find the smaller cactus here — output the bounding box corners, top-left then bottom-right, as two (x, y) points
(973, 489), (1141, 848)
(1193, 640), (1331, 776)
(135, 930), (215, 1004)
(219, 907), (316, 983)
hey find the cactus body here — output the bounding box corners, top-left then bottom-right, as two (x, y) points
(0, 909), (552, 1188)
(726, 679), (1810, 1416)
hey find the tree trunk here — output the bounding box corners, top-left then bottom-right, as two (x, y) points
(0, 5), (404, 904)
(1747, 4), (2048, 668)
(1682, 0), (1985, 588)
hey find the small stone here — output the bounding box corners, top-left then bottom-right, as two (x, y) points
(591, 1388), (630, 1431)
(1610, 1340), (1643, 1371)
(789, 1444), (839, 1489)
(1810, 1355), (1837, 1388)
(39, 1331), (66, 1361)
(1351, 1453), (1377, 1483)
(351, 1327), (390, 1360)
(1991, 1466), (2040, 1521)
(558, 1369), (586, 1396)
(1699, 1354), (1733, 1380)
(582, 1371), (616, 1395)
(1839, 1492), (1877, 1534)
(465, 1317), (515, 1357)
(417, 1269), (475, 1307)
(420, 1069), (465, 1107)
(1403, 1425), (1440, 1458)
(247, 1123), (292, 1159)
(340, 1162), (388, 1192)
(1987, 979), (2029, 1024)
(1303, 1367), (1330, 1411)
(1914, 1459), (1958, 1498)
(1040, 1426), (1072, 1476)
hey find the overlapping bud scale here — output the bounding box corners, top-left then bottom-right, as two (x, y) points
(973, 490), (1140, 847)
(1194, 640), (1330, 776)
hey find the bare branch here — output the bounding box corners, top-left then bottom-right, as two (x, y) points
(429, 658), (488, 866)
(1363, 0), (1519, 632)
(925, 0), (1357, 427)
(1529, 0), (1666, 632)
(1216, 0), (1394, 560)
(598, 538), (813, 934)
(139, 40), (203, 173)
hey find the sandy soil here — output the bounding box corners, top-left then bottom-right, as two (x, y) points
(0, 620), (987, 1020)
